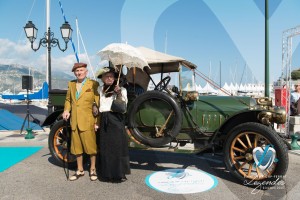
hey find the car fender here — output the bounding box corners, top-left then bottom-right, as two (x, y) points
(42, 110), (63, 127)
(217, 110), (263, 136)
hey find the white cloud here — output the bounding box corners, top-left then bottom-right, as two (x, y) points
(0, 38), (100, 78)
(0, 39), (32, 63)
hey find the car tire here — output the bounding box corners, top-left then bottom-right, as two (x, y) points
(48, 120), (77, 169)
(127, 91), (182, 147)
(224, 122), (289, 184)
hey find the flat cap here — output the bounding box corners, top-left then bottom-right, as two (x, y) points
(72, 62), (87, 72)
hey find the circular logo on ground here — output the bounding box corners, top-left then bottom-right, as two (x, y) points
(145, 168), (218, 194)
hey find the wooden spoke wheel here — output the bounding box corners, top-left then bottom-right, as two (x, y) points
(229, 132), (275, 180)
(224, 122), (288, 183)
(48, 120), (77, 168)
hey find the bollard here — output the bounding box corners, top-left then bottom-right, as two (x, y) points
(290, 134), (300, 150)
(25, 128), (35, 139)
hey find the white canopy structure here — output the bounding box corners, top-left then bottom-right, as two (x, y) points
(137, 46), (197, 74)
(219, 82), (232, 96)
(195, 83), (203, 92)
(183, 83), (193, 91)
(200, 82), (218, 94)
(122, 46), (197, 90)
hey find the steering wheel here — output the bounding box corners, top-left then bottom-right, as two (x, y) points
(154, 76), (171, 91)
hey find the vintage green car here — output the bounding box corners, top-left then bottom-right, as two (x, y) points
(44, 47), (289, 184)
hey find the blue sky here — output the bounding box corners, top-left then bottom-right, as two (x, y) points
(0, 0), (300, 87)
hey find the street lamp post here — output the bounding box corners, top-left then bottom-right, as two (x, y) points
(24, 20), (72, 114)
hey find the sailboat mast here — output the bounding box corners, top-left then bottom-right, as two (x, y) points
(164, 31), (167, 54)
(46, 0), (50, 86)
(76, 18), (80, 54)
(219, 61), (221, 87)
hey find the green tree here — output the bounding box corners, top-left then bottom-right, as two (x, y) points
(291, 70), (300, 80)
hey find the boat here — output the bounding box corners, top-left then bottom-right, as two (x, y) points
(1, 82), (48, 101)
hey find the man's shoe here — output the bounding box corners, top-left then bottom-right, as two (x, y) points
(90, 169), (98, 181)
(69, 170), (84, 181)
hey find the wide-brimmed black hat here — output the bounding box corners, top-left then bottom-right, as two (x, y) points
(96, 66), (118, 78)
(97, 60), (117, 78)
(294, 81), (300, 87)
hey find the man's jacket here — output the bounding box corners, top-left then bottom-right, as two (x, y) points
(64, 78), (100, 131)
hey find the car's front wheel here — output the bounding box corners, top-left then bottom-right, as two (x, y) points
(48, 120), (77, 168)
(224, 122), (288, 183)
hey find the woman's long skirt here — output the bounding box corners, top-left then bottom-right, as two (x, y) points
(97, 112), (131, 180)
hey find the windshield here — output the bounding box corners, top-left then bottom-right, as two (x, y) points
(181, 66), (195, 91)
(147, 65), (195, 92)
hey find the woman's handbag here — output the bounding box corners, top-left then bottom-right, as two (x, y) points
(111, 95), (126, 114)
(92, 102), (99, 117)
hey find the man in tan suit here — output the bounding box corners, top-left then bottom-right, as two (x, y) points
(62, 62), (100, 181)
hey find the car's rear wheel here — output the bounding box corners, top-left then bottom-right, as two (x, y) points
(48, 120), (77, 168)
(224, 122), (288, 183)
(127, 91), (182, 147)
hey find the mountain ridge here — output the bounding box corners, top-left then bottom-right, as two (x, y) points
(0, 64), (73, 93)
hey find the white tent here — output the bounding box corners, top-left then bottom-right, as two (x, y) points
(201, 82), (218, 94)
(219, 82), (231, 96)
(195, 83), (203, 92)
(239, 83), (246, 91)
(183, 83), (193, 91)
(229, 82), (237, 95)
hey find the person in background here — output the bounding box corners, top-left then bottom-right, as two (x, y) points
(96, 63), (131, 183)
(62, 62), (100, 181)
(290, 81), (300, 116)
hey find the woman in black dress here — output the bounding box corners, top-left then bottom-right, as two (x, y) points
(96, 65), (131, 182)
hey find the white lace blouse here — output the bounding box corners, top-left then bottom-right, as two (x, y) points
(99, 86), (128, 112)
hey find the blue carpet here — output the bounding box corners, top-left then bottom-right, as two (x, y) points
(0, 109), (42, 130)
(0, 147), (43, 172)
